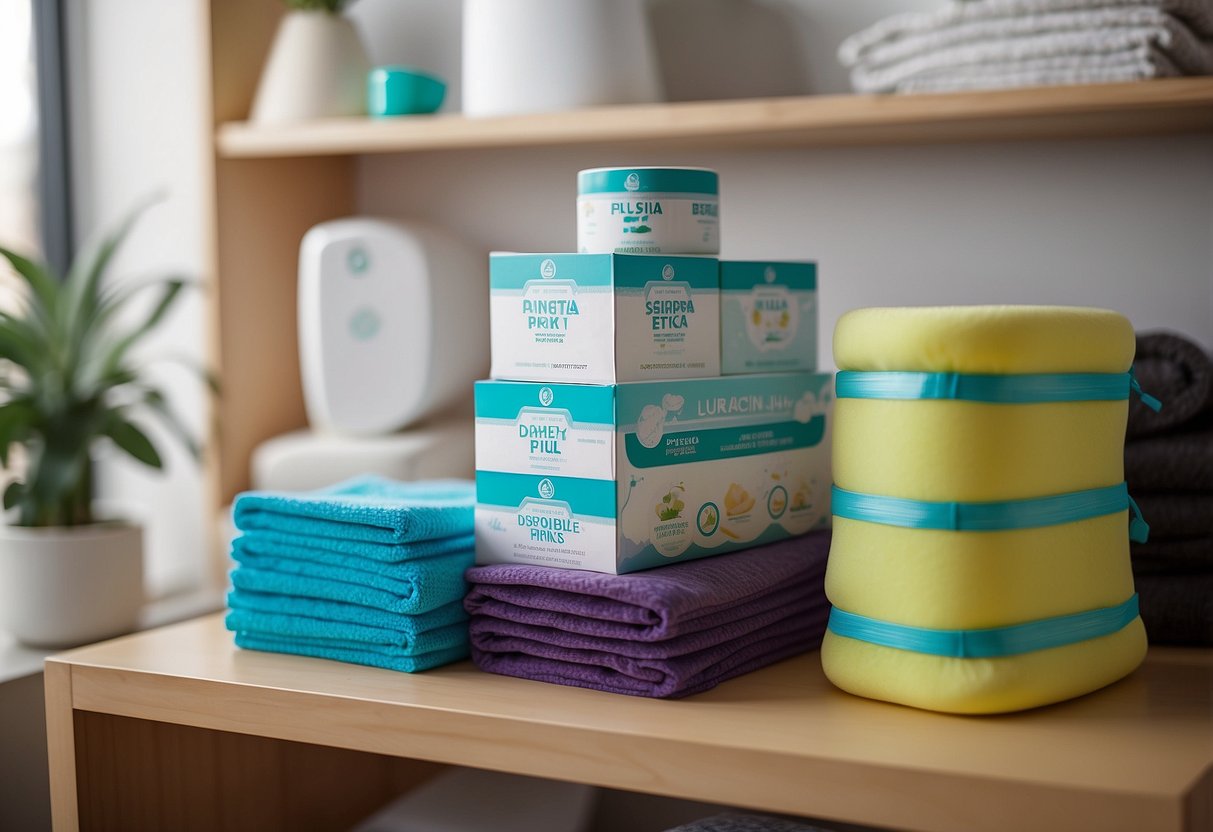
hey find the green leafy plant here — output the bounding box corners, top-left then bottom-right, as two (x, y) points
(0, 203), (213, 528)
(284, 0), (350, 12)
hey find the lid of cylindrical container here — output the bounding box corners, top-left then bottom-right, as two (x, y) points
(834, 306), (1136, 374)
(578, 167), (718, 196)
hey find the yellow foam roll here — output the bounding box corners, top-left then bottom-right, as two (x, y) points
(834, 398), (1127, 501)
(820, 619), (1147, 714)
(824, 305), (1145, 713)
(834, 306), (1136, 374)
(826, 515), (1136, 629)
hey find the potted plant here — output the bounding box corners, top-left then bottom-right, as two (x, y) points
(0, 205), (209, 648)
(250, 0), (371, 124)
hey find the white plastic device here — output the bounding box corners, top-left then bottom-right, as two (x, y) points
(251, 422), (475, 492)
(298, 218), (488, 435)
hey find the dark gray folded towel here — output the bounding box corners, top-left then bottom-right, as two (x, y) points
(1135, 570), (1213, 646)
(1133, 492), (1213, 540)
(1128, 332), (1213, 439)
(1132, 536), (1211, 574)
(1125, 426), (1213, 492)
(664, 813), (829, 832)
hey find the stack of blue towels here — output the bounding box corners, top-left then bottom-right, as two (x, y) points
(225, 475), (476, 672)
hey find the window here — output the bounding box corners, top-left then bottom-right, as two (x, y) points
(0, 0), (40, 271)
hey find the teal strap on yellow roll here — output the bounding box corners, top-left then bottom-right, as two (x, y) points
(836, 369), (1162, 412)
(832, 482), (1150, 542)
(828, 594), (1139, 658)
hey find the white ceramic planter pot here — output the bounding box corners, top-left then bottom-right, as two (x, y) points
(0, 522), (143, 649)
(250, 10), (370, 124)
(463, 0), (662, 116)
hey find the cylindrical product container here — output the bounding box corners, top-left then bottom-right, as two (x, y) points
(577, 167), (719, 255)
(821, 306), (1150, 714)
(463, 0), (662, 117)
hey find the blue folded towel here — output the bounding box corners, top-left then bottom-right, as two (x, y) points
(225, 607), (469, 653)
(231, 631), (469, 673)
(230, 549), (472, 615)
(232, 533), (474, 581)
(232, 476), (474, 544)
(233, 527), (475, 563)
(227, 589), (468, 634)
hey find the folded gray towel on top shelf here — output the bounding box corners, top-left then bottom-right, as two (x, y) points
(895, 51), (1179, 92)
(855, 6), (1178, 70)
(840, 0), (1213, 67)
(664, 814), (829, 832)
(849, 22), (1212, 93)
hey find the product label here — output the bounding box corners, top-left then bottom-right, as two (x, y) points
(615, 373), (833, 571)
(474, 472), (617, 572)
(744, 285), (799, 349)
(577, 193), (720, 255)
(475, 381), (615, 478)
(476, 373), (834, 574)
(521, 280), (581, 342)
(720, 261), (817, 375)
(615, 257), (720, 381)
(490, 254), (616, 383)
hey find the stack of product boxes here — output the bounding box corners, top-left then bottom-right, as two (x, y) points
(474, 167), (834, 574)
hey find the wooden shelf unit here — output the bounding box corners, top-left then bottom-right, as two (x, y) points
(45, 614), (1213, 831)
(200, 2), (1213, 555)
(216, 78), (1213, 158)
(200, 0), (1213, 572)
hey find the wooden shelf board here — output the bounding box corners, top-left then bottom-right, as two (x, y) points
(216, 78), (1213, 158)
(50, 613), (1213, 832)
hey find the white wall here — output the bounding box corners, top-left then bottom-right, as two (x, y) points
(352, 0), (1212, 358)
(359, 139), (1213, 365)
(68, 0), (210, 595)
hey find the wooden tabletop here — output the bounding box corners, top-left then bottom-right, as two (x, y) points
(48, 613), (1212, 832)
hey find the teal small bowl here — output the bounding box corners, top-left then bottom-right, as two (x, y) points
(367, 66), (446, 117)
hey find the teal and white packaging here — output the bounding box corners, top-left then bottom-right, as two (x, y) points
(720, 260), (817, 375)
(474, 372), (833, 574)
(577, 167), (719, 255)
(489, 252), (720, 384)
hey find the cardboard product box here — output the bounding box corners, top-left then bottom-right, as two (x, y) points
(474, 372), (833, 574)
(720, 260), (817, 375)
(489, 252), (720, 385)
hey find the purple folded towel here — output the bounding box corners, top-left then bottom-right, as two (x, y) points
(470, 616), (823, 699)
(469, 590), (827, 659)
(465, 532), (831, 698)
(465, 531), (830, 641)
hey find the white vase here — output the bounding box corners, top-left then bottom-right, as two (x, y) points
(250, 10), (371, 124)
(462, 0), (663, 117)
(0, 522), (144, 649)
